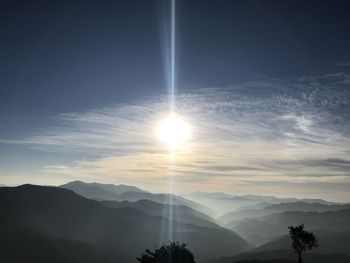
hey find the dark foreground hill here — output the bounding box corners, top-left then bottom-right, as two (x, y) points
(0, 185), (252, 262)
(0, 216), (114, 263)
(231, 209), (350, 246)
(253, 231), (350, 256)
(203, 249), (350, 263)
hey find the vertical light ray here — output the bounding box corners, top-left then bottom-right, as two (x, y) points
(167, 152), (176, 241)
(169, 0), (176, 113)
(168, 0), (176, 241)
(160, 0), (177, 244)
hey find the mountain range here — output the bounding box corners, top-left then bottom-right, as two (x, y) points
(1, 181), (349, 263)
(219, 201), (350, 224)
(0, 184), (251, 262)
(101, 199), (217, 228)
(186, 191), (335, 216)
(231, 209), (350, 246)
(61, 181), (212, 215)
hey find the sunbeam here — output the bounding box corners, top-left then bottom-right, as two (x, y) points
(170, 0), (176, 113)
(166, 0), (177, 243)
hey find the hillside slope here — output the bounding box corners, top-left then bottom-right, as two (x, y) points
(231, 210), (350, 246)
(0, 185), (252, 261)
(101, 199), (218, 228)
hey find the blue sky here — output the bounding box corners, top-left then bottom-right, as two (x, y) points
(1, 0), (350, 201)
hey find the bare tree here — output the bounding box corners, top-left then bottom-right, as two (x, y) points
(288, 224), (318, 263)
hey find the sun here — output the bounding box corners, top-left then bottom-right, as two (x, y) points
(157, 113), (192, 150)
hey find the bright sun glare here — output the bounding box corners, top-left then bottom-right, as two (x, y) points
(157, 113), (192, 150)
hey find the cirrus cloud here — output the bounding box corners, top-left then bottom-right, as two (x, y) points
(2, 73), (350, 201)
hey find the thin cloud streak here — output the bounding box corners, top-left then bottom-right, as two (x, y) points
(2, 73), (350, 200)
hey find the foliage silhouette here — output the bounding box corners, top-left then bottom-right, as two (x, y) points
(136, 242), (195, 263)
(288, 224), (318, 263)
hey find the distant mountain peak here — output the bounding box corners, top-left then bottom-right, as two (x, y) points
(60, 181), (146, 199)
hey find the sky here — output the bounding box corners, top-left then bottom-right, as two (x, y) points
(1, 0), (350, 202)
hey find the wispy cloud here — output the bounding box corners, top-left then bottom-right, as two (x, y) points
(2, 73), (350, 200)
(336, 61), (350, 67)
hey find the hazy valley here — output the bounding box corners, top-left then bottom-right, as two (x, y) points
(1, 181), (350, 263)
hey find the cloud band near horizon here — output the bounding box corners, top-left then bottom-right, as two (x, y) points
(1, 73), (350, 202)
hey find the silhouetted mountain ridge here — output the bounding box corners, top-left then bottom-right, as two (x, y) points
(220, 201), (350, 224)
(101, 199), (218, 228)
(61, 181), (212, 215)
(187, 191), (336, 215)
(204, 249), (350, 263)
(253, 231), (350, 256)
(0, 215), (115, 263)
(0, 184), (252, 262)
(231, 209), (350, 246)
(60, 181), (145, 200)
